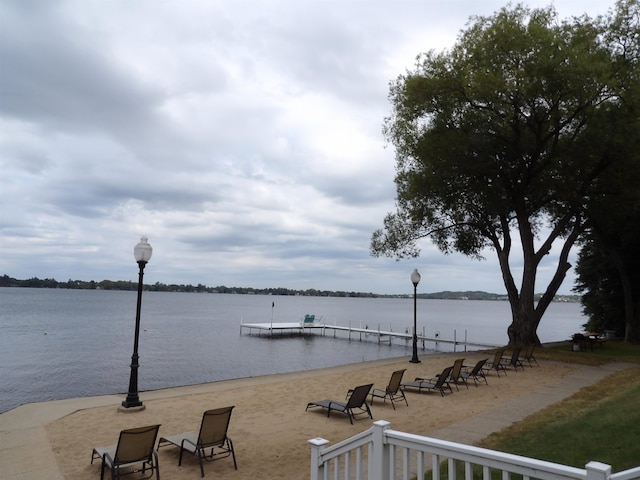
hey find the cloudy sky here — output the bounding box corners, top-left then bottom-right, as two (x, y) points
(0, 0), (611, 295)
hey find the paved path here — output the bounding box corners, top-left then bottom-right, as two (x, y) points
(429, 361), (630, 445)
(0, 361), (631, 479)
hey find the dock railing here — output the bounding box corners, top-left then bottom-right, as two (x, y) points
(309, 421), (638, 480)
(241, 319), (498, 352)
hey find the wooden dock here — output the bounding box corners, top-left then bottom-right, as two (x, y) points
(239, 321), (498, 352)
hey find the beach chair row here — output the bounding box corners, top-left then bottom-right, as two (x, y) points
(306, 345), (539, 424)
(90, 405), (237, 479)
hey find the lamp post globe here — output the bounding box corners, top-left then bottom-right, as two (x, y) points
(410, 268), (421, 364)
(134, 236), (153, 263)
(122, 236), (152, 410)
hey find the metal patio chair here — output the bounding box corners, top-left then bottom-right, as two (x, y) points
(158, 406), (237, 477)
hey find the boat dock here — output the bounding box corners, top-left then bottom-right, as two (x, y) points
(239, 321), (498, 352)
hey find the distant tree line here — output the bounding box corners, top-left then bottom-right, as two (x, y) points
(0, 274), (579, 302)
(0, 274), (380, 297)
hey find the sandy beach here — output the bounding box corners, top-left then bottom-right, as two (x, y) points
(45, 352), (578, 479)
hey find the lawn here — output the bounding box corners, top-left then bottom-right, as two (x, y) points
(478, 341), (640, 472)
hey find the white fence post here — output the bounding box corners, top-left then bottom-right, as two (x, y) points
(308, 427), (636, 480)
(371, 420), (391, 480)
(308, 437), (330, 480)
(586, 461), (612, 480)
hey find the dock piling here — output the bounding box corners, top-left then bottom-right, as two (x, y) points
(239, 321), (498, 352)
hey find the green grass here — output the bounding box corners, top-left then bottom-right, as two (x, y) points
(477, 340), (640, 472)
(479, 366), (640, 471)
(540, 339), (640, 365)
(423, 341), (640, 479)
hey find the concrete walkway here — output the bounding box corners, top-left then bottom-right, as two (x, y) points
(0, 361), (630, 479)
(430, 361), (630, 445)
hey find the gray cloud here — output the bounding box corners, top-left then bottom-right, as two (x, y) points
(0, 0), (610, 294)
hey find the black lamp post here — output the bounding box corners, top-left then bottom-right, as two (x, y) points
(122, 236), (152, 409)
(410, 268), (421, 364)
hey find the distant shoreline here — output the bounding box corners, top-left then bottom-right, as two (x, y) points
(0, 276), (580, 302)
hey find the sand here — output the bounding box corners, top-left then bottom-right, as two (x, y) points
(45, 352), (576, 479)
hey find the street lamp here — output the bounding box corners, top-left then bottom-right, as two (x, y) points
(410, 268), (421, 364)
(121, 236), (153, 409)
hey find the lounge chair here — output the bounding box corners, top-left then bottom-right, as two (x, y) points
(520, 344), (539, 366)
(447, 358), (468, 390)
(91, 424), (161, 480)
(302, 314), (315, 326)
(401, 366), (454, 396)
(500, 347), (524, 371)
(483, 349), (508, 377)
(306, 383), (374, 424)
(369, 369), (408, 409)
(158, 406), (237, 477)
(301, 314), (323, 327)
(460, 358), (488, 386)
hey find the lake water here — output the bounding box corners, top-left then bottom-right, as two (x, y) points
(0, 288), (585, 413)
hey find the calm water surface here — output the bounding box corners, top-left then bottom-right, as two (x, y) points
(0, 288), (585, 413)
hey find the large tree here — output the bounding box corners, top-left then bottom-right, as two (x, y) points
(573, 0), (640, 343)
(371, 2), (639, 345)
(575, 1), (640, 342)
(574, 217), (640, 342)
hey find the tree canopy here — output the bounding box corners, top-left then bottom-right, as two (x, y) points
(574, 218), (640, 342)
(372, 1), (640, 345)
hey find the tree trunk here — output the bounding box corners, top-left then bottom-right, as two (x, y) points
(504, 213), (542, 345)
(610, 251), (640, 343)
(504, 212), (581, 345)
(632, 301), (640, 344)
(503, 249), (541, 346)
(507, 298), (542, 345)
(506, 260), (572, 346)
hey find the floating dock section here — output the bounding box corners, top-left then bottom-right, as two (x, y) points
(239, 320), (498, 352)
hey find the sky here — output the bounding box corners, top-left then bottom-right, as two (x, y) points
(0, 0), (613, 295)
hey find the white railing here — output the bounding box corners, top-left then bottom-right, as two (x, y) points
(309, 421), (639, 480)
(612, 467), (640, 480)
